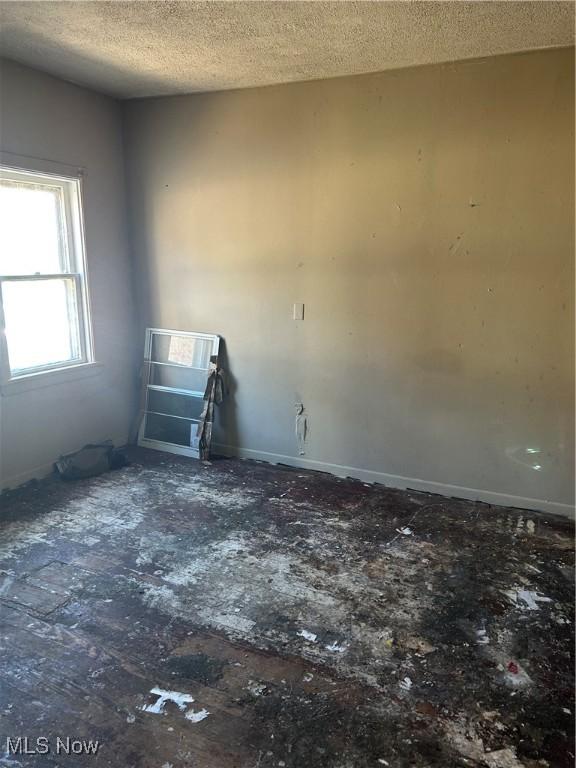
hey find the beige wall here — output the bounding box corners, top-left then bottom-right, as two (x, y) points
(124, 48), (574, 515)
(0, 59), (137, 488)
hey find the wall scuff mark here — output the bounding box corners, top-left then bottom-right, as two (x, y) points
(295, 403), (307, 455)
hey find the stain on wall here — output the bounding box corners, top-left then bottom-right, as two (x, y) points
(124, 48), (575, 511)
(295, 403), (307, 455)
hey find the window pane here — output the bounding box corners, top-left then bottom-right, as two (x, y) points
(2, 278), (82, 373)
(151, 333), (214, 368)
(147, 389), (205, 420)
(0, 180), (67, 275)
(149, 364), (210, 395)
(144, 413), (194, 447)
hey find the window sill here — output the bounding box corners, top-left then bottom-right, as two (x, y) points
(0, 362), (104, 397)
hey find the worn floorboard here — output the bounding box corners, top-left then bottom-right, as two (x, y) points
(0, 448), (573, 767)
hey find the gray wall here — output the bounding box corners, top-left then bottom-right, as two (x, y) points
(124, 48), (575, 516)
(0, 59), (137, 488)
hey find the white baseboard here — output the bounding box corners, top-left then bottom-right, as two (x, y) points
(0, 434), (129, 493)
(213, 443), (575, 520)
(3, 440), (573, 520)
(0, 459), (56, 492)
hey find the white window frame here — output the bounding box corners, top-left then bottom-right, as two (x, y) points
(0, 162), (94, 383)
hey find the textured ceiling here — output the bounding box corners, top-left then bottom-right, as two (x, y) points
(0, 1), (574, 99)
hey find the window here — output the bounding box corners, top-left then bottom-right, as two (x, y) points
(0, 166), (93, 380)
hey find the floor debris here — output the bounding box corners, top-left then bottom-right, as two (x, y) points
(184, 708), (210, 723)
(504, 587), (553, 611)
(325, 640), (347, 653)
(140, 687), (195, 714)
(0, 447), (573, 767)
(476, 627), (490, 645)
(399, 676), (412, 691)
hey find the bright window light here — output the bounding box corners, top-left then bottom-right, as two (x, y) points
(0, 167), (92, 378)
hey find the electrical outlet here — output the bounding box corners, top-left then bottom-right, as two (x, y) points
(293, 303), (305, 320)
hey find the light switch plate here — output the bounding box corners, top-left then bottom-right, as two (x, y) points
(293, 303), (305, 321)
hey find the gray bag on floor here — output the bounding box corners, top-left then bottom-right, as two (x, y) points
(55, 441), (128, 481)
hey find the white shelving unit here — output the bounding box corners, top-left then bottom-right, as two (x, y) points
(137, 328), (220, 459)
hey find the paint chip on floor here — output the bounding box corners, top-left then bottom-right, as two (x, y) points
(476, 628), (490, 645)
(141, 687), (195, 714)
(325, 640), (348, 653)
(246, 680), (268, 696)
(504, 588), (552, 611)
(185, 708), (210, 723)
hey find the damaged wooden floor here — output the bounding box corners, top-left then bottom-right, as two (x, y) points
(0, 449), (573, 768)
